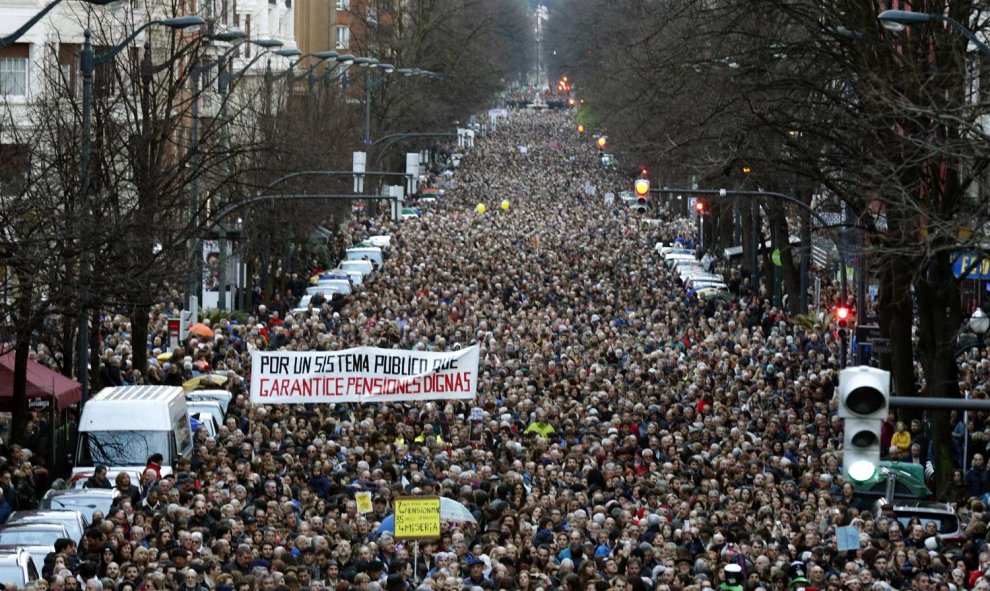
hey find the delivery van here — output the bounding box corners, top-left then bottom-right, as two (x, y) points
(74, 386), (192, 478)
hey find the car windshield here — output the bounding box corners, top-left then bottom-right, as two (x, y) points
(77, 431), (170, 467)
(0, 529), (60, 546)
(0, 564), (25, 586)
(9, 516), (80, 540)
(45, 495), (113, 517)
(896, 513), (958, 534)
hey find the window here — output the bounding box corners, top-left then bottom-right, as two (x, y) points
(335, 25), (350, 49)
(336, 0), (348, 9)
(0, 57), (28, 96)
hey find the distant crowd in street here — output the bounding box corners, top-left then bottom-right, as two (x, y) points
(6, 107), (990, 591)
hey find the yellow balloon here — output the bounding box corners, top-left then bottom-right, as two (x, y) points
(475, 203), (487, 214)
(500, 200), (510, 211)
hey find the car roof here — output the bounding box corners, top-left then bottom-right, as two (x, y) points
(45, 488), (115, 498)
(0, 522), (67, 530)
(885, 500), (954, 511)
(9, 510), (80, 519)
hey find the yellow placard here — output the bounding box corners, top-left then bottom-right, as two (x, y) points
(394, 496), (441, 540)
(355, 491), (373, 514)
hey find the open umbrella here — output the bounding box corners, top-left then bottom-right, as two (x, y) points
(374, 497), (477, 536)
(156, 352), (172, 362)
(188, 323), (213, 339)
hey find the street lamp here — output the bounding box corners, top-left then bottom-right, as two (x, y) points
(971, 308), (990, 348)
(78, 15), (204, 404)
(0, 0), (117, 49)
(878, 9), (990, 58)
(186, 34), (286, 305)
(363, 60), (395, 146)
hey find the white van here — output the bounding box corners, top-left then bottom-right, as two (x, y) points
(345, 247), (384, 268)
(74, 386), (192, 478)
(340, 260), (374, 277)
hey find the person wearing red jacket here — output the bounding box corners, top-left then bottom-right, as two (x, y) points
(145, 453), (163, 480)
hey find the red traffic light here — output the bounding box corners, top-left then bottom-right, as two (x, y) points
(835, 305), (852, 329)
(694, 200), (705, 213)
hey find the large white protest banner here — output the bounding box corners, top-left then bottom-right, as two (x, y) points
(250, 346), (479, 404)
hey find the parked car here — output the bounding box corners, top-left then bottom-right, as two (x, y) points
(184, 390), (232, 415)
(306, 283), (349, 298)
(67, 469), (142, 492)
(0, 547), (40, 588)
(8, 510), (87, 542)
(339, 260), (374, 278)
(290, 295), (314, 317)
(0, 522), (71, 549)
(40, 489), (116, 520)
(871, 500), (965, 544)
(332, 268), (364, 285)
(186, 400), (223, 431)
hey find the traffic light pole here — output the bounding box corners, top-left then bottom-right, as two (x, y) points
(889, 397), (990, 411)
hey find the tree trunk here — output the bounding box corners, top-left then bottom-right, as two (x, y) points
(915, 247), (963, 496)
(767, 200), (801, 314)
(11, 276), (33, 446)
(131, 304), (151, 378)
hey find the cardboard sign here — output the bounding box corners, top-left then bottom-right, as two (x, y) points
(355, 491), (373, 514)
(394, 497), (441, 540)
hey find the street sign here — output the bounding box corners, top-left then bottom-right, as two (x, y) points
(394, 497), (441, 540)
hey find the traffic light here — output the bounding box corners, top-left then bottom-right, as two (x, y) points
(835, 305), (852, 339)
(634, 179), (650, 214)
(741, 165), (752, 175)
(694, 200), (706, 214)
(839, 366), (890, 483)
(577, 124), (585, 135)
(597, 136), (607, 152)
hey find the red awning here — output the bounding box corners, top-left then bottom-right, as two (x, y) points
(0, 351), (81, 412)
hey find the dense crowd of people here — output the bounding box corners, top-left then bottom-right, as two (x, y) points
(7, 109), (988, 591)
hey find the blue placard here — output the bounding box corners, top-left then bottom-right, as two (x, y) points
(836, 525), (861, 551)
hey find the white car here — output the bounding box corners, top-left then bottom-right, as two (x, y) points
(185, 390), (232, 414)
(308, 278), (352, 296)
(340, 259), (374, 277)
(332, 268), (364, 285)
(187, 400), (224, 432)
(291, 295), (315, 317)
(367, 235), (392, 249)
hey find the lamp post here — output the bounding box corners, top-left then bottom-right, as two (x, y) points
(878, 9), (990, 58)
(0, 0), (117, 49)
(77, 15), (204, 403)
(970, 308), (990, 349)
(186, 35), (288, 307)
(363, 60), (423, 146)
(211, 44), (309, 311)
